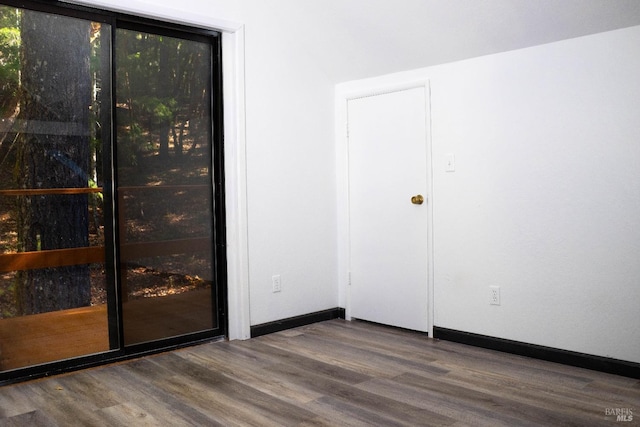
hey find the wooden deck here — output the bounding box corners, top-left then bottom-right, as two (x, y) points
(0, 288), (213, 371)
(122, 288), (213, 345)
(0, 319), (638, 425)
(0, 305), (110, 371)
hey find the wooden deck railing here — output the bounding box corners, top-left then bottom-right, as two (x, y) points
(0, 247), (105, 272)
(0, 187), (104, 272)
(0, 237), (211, 273)
(0, 188), (103, 196)
(0, 185), (211, 273)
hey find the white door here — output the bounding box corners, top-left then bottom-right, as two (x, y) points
(347, 86), (429, 332)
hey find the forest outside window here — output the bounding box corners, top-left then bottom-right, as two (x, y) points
(0, 1), (225, 380)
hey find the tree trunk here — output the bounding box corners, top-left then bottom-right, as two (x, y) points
(15, 12), (92, 315)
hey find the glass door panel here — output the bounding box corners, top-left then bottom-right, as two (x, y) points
(0, 7), (113, 371)
(115, 28), (215, 345)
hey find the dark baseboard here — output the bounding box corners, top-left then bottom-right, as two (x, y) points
(250, 308), (345, 338)
(433, 326), (640, 379)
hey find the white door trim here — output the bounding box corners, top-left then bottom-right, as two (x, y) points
(222, 27), (252, 340)
(335, 80), (434, 336)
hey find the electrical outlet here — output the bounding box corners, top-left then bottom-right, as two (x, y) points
(272, 275), (282, 293)
(489, 286), (500, 305)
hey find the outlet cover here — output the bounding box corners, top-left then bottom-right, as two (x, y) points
(272, 275), (282, 293)
(489, 286), (501, 305)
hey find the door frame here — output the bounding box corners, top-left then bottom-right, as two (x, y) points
(74, 0), (252, 343)
(335, 80), (435, 336)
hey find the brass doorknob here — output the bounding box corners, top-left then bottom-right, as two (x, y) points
(411, 194), (424, 205)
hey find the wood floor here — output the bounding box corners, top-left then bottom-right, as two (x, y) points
(0, 319), (638, 426)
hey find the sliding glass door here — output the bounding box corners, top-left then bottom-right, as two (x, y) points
(0, 0), (225, 381)
(115, 27), (218, 346)
(0, 6), (113, 371)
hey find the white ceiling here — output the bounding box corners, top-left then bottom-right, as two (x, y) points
(284, 0), (640, 82)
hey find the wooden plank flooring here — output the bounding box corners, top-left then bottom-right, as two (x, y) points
(0, 319), (638, 426)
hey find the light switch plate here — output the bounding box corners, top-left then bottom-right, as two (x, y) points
(445, 153), (455, 172)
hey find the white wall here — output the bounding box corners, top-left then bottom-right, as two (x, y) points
(206, 2), (339, 326)
(337, 26), (640, 363)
